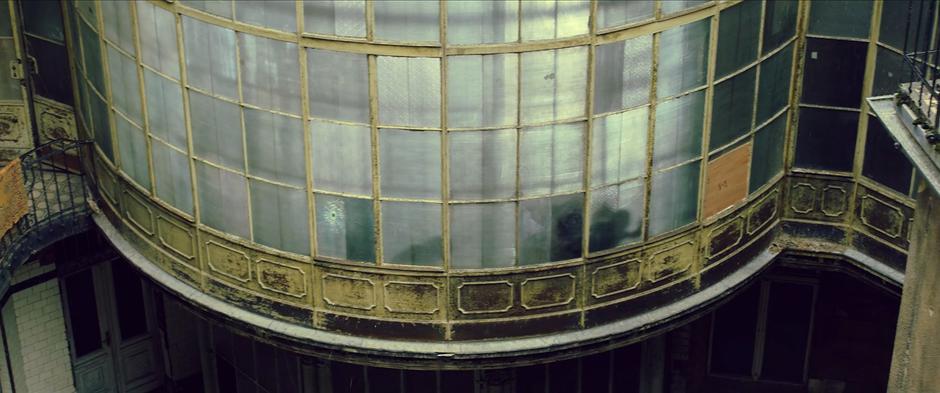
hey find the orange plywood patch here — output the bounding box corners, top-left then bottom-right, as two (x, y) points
(703, 142), (752, 219)
(0, 158), (28, 238)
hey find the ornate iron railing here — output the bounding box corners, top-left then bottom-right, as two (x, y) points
(898, 0), (940, 136)
(0, 139), (93, 293)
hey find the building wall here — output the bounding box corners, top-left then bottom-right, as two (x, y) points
(1, 260), (76, 393)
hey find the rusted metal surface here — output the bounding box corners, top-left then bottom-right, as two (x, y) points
(0, 158), (28, 238)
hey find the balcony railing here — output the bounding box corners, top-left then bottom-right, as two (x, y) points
(0, 139), (93, 294)
(898, 0), (940, 135)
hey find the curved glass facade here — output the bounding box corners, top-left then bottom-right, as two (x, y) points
(71, 0), (795, 270)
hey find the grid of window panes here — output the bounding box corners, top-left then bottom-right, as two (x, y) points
(795, 0), (923, 198)
(74, 0), (800, 270)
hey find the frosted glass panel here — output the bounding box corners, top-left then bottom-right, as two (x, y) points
(381, 202), (442, 266)
(152, 141), (193, 214)
(316, 194), (375, 262)
(649, 162), (700, 236)
(447, 1), (518, 44)
(310, 120), (372, 196)
(79, 19), (105, 94)
(756, 44), (793, 124)
(304, 0), (366, 37)
(377, 57), (441, 127)
(710, 67), (756, 151)
(662, 0), (709, 15)
(101, 0), (134, 54)
(180, 0), (232, 18)
(373, 1), (439, 43)
(144, 69), (186, 149)
(236, 1), (295, 31)
(653, 91), (704, 169)
(308, 49), (369, 123)
(245, 109), (305, 186)
(589, 180), (643, 251)
(450, 203), (515, 269)
(183, 17), (237, 99)
(250, 180), (309, 255)
(449, 129), (516, 200)
(189, 91), (243, 170)
(594, 35), (652, 114)
(521, 46), (587, 124)
(716, 0), (761, 78)
(90, 90), (114, 160)
(521, 0), (589, 41)
(197, 162), (249, 238)
(591, 108), (648, 187)
(597, 0), (654, 29)
(107, 46), (142, 123)
(239, 35), (301, 114)
(379, 129), (441, 199)
(658, 20), (710, 98)
(520, 122), (585, 196)
(519, 194), (583, 265)
(447, 54), (518, 128)
(116, 116), (150, 189)
(137, 1), (179, 78)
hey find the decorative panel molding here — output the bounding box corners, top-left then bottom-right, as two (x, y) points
(647, 240), (696, 282)
(322, 274), (376, 311)
(384, 281), (440, 315)
(457, 281), (513, 315)
(205, 240), (251, 283)
(256, 258), (307, 298)
(591, 258), (642, 298)
(520, 274), (576, 310)
(157, 216), (196, 262)
(123, 190), (154, 236)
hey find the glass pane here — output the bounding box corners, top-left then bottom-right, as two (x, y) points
(24, 0), (64, 42)
(181, 0), (232, 18)
(519, 194), (584, 265)
(710, 283), (760, 376)
(76, 1), (98, 27)
(381, 202), (442, 266)
(244, 109), (305, 186)
(373, 1), (439, 43)
(521, 0), (589, 41)
(715, 0), (761, 78)
(101, 0), (134, 54)
(196, 161), (249, 238)
(661, 0), (708, 15)
(111, 260), (148, 340)
(710, 66), (756, 151)
(521, 46), (588, 124)
(377, 56), (441, 128)
(152, 141), (194, 214)
(873, 47), (906, 96)
(756, 43), (793, 124)
(880, 0), (935, 51)
(448, 129), (516, 200)
(310, 120), (372, 195)
(657, 19), (710, 98)
(597, 0), (654, 29)
(107, 46), (142, 123)
(863, 116), (913, 195)
(447, 54), (518, 128)
(189, 91), (244, 170)
(116, 115), (151, 189)
(315, 194), (375, 262)
(450, 203), (516, 269)
(809, 0), (872, 39)
(137, 1), (179, 78)
(594, 35), (652, 114)
(250, 180), (309, 255)
(144, 69), (187, 149)
(520, 122), (585, 197)
(308, 49), (369, 124)
(65, 270), (102, 357)
(801, 38), (867, 108)
(235, 0), (295, 31)
(29, 37), (72, 104)
(648, 162), (700, 236)
(447, 1), (518, 44)
(79, 19), (105, 94)
(183, 16), (237, 99)
(749, 114), (786, 193)
(761, 282), (814, 382)
(653, 91), (704, 169)
(591, 107), (648, 187)
(91, 90), (114, 160)
(589, 180), (643, 252)
(379, 129), (442, 199)
(794, 108), (858, 172)
(763, 0), (798, 54)
(239, 34), (301, 114)
(304, 0), (366, 37)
